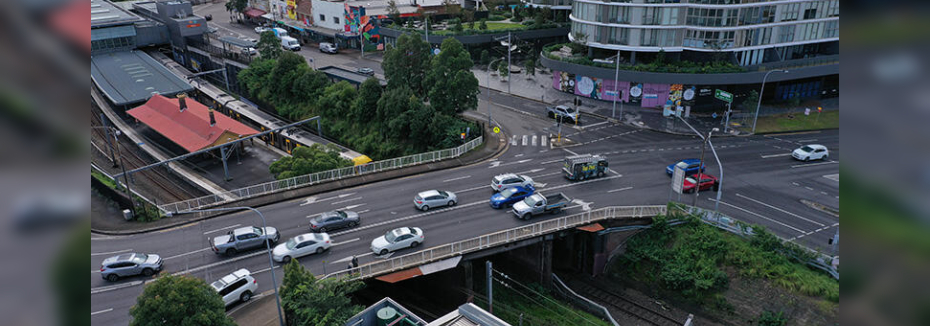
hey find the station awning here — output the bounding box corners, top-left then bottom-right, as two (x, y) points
(127, 94), (258, 152)
(375, 256), (461, 283)
(91, 51), (194, 107)
(243, 7), (267, 18)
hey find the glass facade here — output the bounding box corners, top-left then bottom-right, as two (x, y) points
(569, 0), (839, 57)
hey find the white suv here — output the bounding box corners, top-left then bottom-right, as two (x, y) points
(491, 173), (534, 192)
(211, 269), (258, 307)
(792, 144), (829, 161)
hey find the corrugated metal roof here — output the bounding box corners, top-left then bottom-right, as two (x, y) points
(91, 0), (142, 27)
(127, 94), (258, 152)
(91, 51), (194, 106)
(91, 25), (137, 41)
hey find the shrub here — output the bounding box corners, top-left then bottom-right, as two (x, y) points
(488, 14), (506, 21)
(480, 49), (490, 64)
(502, 12), (512, 18)
(479, 19), (488, 30)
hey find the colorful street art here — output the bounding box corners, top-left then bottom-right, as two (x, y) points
(286, 0), (296, 20)
(345, 5), (381, 43)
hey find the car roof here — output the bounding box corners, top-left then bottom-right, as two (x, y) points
(805, 144), (826, 149)
(233, 226), (256, 236)
(418, 190), (441, 197)
(213, 268), (251, 290)
(103, 253), (136, 265)
(494, 173), (517, 180)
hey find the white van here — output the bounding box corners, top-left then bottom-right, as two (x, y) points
(281, 36), (301, 51)
(320, 42), (337, 54)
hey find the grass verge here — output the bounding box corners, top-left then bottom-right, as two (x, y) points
(472, 281), (610, 326)
(752, 110), (839, 133)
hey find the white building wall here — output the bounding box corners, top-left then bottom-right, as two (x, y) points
(310, 0), (346, 31)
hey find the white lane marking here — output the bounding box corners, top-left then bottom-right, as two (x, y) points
(541, 159), (563, 164)
(490, 158), (533, 168)
(91, 270), (100, 273)
(203, 224), (241, 235)
(164, 247), (212, 260)
(736, 193), (825, 227)
(823, 174), (839, 182)
(805, 187), (815, 191)
(300, 193), (356, 206)
(709, 198), (806, 233)
(331, 238), (360, 246)
(541, 136), (548, 147)
(375, 252), (395, 259)
(443, 175), (472, 182)
(820, 191), (828, 195)
(331, 197), (363, 205)
(511, 135), (517, 146)
(514, 153), (524, 158)
(455, 184), (490, 193)
(788, 222), (839, 241)
(329, 201), (488, 237)
(343, 203), (366, 210)
(253, 265), (281, 275)
(563, 148), (578, 155)
(532, 135), (537, 146)
(91, 308), (114, 316)
(357, 209), (370, 214)
(582, 121), (609, 129)
(522, 135), (528, 146)
(760, 153), (792, 158)
(791, 160), (838, 169)
(91, 249), (133, 256)
(330, 256), (357, 265)
(172, 251), (266, 276)
(608, 187), (633, 193)
(489, 161), (502, 168)
(91, 280), (144, 294)
(797, 139), (818, 143)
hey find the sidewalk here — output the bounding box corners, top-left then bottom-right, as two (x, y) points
(229, 292), (280, 326)
(472, 67), (726, 136)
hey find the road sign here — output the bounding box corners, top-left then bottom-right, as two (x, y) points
(714, 89), (733, 103)
(712, 112), (718, 119)
(493, 126), (500, 133)
(671, 162), (687, 194)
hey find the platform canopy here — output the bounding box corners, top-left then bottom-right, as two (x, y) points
(127, 94), (258, 153)
(91, 51), (194, 106)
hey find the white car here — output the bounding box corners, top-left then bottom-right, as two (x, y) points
(491, 173), (535, 192)
(792, 144), (829, 161)
(211, 269), (258, 307)
(272, 233), (331, 263)
(254, 26), (270, 34)
(371, 227), (424, 256)
(414, 190), (457, 211)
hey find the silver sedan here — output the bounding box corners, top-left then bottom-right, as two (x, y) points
(414, 190), (457, 211)
(272, 233), (332, 263)
(370, 227), (424, 256)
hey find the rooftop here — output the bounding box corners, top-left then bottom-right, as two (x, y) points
(126, 94), (259, 153)
(91, 50), (194, 106)
(91, 0), (142, 28)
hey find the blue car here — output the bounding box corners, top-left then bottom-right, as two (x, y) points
(490, 185), (535, 209)
(666, 159), (705, 176)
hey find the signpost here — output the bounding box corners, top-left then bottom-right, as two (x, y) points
(671, 162), (687, 201)
(715, 89), (733, 133)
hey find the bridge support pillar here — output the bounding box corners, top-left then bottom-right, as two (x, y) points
(463, 260), (474, 295)
(539, 239), (553, 285)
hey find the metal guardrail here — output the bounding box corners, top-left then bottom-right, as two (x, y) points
(160, 136), (484, 213)
(323, 205), (667, 280)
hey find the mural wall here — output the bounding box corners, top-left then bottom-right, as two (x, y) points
(345, 5), (381, 44)
(552, 71), (710, 111)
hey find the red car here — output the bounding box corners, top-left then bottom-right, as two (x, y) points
(682, 173), (719, 193)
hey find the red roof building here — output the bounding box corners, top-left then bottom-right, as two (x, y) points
(127, 94), (258, 153)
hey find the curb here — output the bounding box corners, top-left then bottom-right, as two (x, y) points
(90, 130), (508, 236)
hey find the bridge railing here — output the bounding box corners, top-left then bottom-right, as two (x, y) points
(324, 205), (667, 280)
(160, 136), (483, 213)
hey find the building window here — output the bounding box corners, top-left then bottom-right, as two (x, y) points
(320, 14), (326, 22)
(778, 25), (795, 43)
(781, 3), (800, 21)
(824, 21), (838, 38)
(334, 17), (340, 24)
(803, 8), (817, 20)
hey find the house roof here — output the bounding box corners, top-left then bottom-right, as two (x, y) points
(127, 94), (258, 153)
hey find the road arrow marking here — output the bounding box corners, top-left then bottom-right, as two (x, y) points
(300, 193), (356, 206)
(489, 161), (502, 168)
(343, 203), (367, 210)
(571, 199), (593, 211)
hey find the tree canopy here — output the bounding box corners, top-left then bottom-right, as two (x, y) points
(269, 143), (354, 180)
(427, 38), (479, 115)
(129, 275), (236, 326)
(257, 30), (282, 60)
(381, 33), (431, 96)
(280, 259), (365, 326)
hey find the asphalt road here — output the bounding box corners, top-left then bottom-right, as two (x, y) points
(91, 4), (840, 324)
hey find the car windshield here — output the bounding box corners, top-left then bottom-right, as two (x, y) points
(524, 195), (541, 206)
(439, 191), (448, 197)
(385, 231), (398, 243)
(285, 238), (297, 250)
(337, 211), (347, 218)
(500, 187), (518, 198)
(800, 146), (814, 152)
(253, 227), (263, 235)
(565, 107), (575, 113)
(131, 254), (148, 263)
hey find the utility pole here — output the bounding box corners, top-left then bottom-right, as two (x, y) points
(99, 113), (117, 166)
(486, 260), (493, 313)
(693, 129), (714, 207)
(611, 49), (620, 120)
(487, 57), (503, 127)
(507, 32), (512, 94)
(752, 69), (789, 133)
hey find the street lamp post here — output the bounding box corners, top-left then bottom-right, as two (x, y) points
(487, 57), (504, 127)
(693, 128), (717, 207)
(167, 207), (285, 326)
(751, 69), (789, 134)
(611, 50), (622, 120)
(677, 116), (724, 216)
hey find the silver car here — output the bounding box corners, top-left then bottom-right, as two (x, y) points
(272, 233), (332, 263)
(490, 173), (535, 192)
(371, 227), (424, 256)
(212, 226), (280, 256)
(414, 190), (457, 211)
(546, 105), (578, 123)
(100, 253), (163, 282)
(310, 210), (360, 232)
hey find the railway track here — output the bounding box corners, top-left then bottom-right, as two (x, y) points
(569, 278), (682, 326)
(91, 109), (200, 203)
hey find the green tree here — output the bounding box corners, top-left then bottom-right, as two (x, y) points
(225, 0), (248, 21)
(279, 259), (365, 326)
(480, 49), (490, 64)
(292, 69), (331, 109)
(269, 143), (354, 179)
(129, 275), (235, 326)
(452, 20), (464, 32)
(524, 58), (536, 76)
(352, 78), (383, 124)
(756, 311), (789, 326)
(237, 58), (277, 101)
(387, 0), (400, 22)
(742, 89), (760, 115)
(317, 81), (359, 118)
(377, 86), (419, 139)
(427, 38), (479, 115)
(479, 19), (488, 30)
(381, 33), (431, 96)
(55, 223), (90, 326)
(270, 52), (310, 105)
(257, 30), (282, 60)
